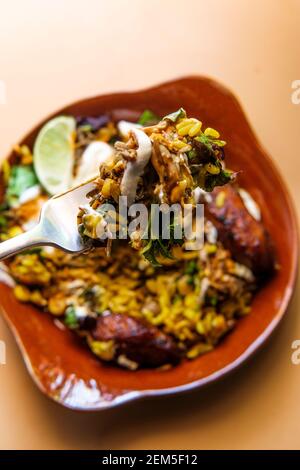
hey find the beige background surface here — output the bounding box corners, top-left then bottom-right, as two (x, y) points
(0, 0), (300, 450)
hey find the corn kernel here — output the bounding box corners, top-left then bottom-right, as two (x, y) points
(212, 315), (226, 331)
(205, 244), (217, 255)
(20, 145), (33, 165)
(30, 290), (47, 307)
(188, 121), (202, 137)
(177, 275), (193, 296)
(2, 160), (10, 184)
(184, 294), (198, 308)
(110, 180), (120, 201)
(97, 123), (117, 143)
(196, 321), (206, 335)
(48, 295), (66, 315)
(170, 180), (187, 203)
(204, 127), (220, 139)
(8, 226), (23, 238)
(184, 308), (198, 320)
(101, 178), (113, 198)
(215, 191), (226, 208)
(187, 342), (213, 359)
(205, 163), (220, 175)
(177, 125), (191, 137)
(172, 139), (188, 150)
(176, 119), (190, 130)
(14, 285), (31, 302)
(88, 339), (116, 361)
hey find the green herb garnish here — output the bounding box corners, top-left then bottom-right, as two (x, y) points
(185, 260), (198, 275)
(163, 108), (186, 123)
(77, 124), (93, 133)
(64, 305), (79, 329)
(140, 215), (184, 266)
(196, 133), (226, 150)
(6, 165), (38, 207)
(204, 169), (233, 192)
(138, 110), (160, 126)
(0, 215), (7, 229)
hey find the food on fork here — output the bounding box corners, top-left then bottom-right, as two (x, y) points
(78, 108), (235, 264)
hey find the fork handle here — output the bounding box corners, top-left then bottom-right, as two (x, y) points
(0, 224), (49, 260)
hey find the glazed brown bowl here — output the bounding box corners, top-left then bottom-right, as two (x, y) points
(0, 77), (298, 410)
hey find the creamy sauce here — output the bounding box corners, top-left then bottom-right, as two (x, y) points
(80, 204), (109, 239)
(205, 220), (218, 244)
(193, 187), (213, 204)
(74, 141), (114, 186)
(117, 120), (142, 136)
(239, 188), (261, 221)
(198, 277), (210, 305)
(232, 262), (255, 282)
(118, 125), (152, 205)
(73, 305), (89, 319)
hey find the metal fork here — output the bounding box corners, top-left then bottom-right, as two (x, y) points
(0, 181), (95, 260)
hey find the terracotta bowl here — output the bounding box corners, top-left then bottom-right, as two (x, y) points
(0, 77), (298, 411)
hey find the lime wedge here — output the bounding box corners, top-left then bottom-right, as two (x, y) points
(33, 116), (76, 195)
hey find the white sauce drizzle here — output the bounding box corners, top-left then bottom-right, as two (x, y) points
(79, 204), (109, 239)
(117, 120), (142, 136)
(73, 141), (114, 186)
(238, 188), (261, 221)
(72, 305), (89, 319)
(205, 220), (218, 244)
(193, 187), (212, 204)
(118, 124), (152, 206)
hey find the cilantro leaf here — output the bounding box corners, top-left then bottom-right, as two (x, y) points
(140, 214), (184, 266)
(138, 110), (160, 126)
(64, 305), (79, 329)
(0, 215), (7, 229)
(6, 165), (38, 207)
(163, 108), (186, 122)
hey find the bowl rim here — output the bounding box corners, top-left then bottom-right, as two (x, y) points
(0, 75), (299, 411)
